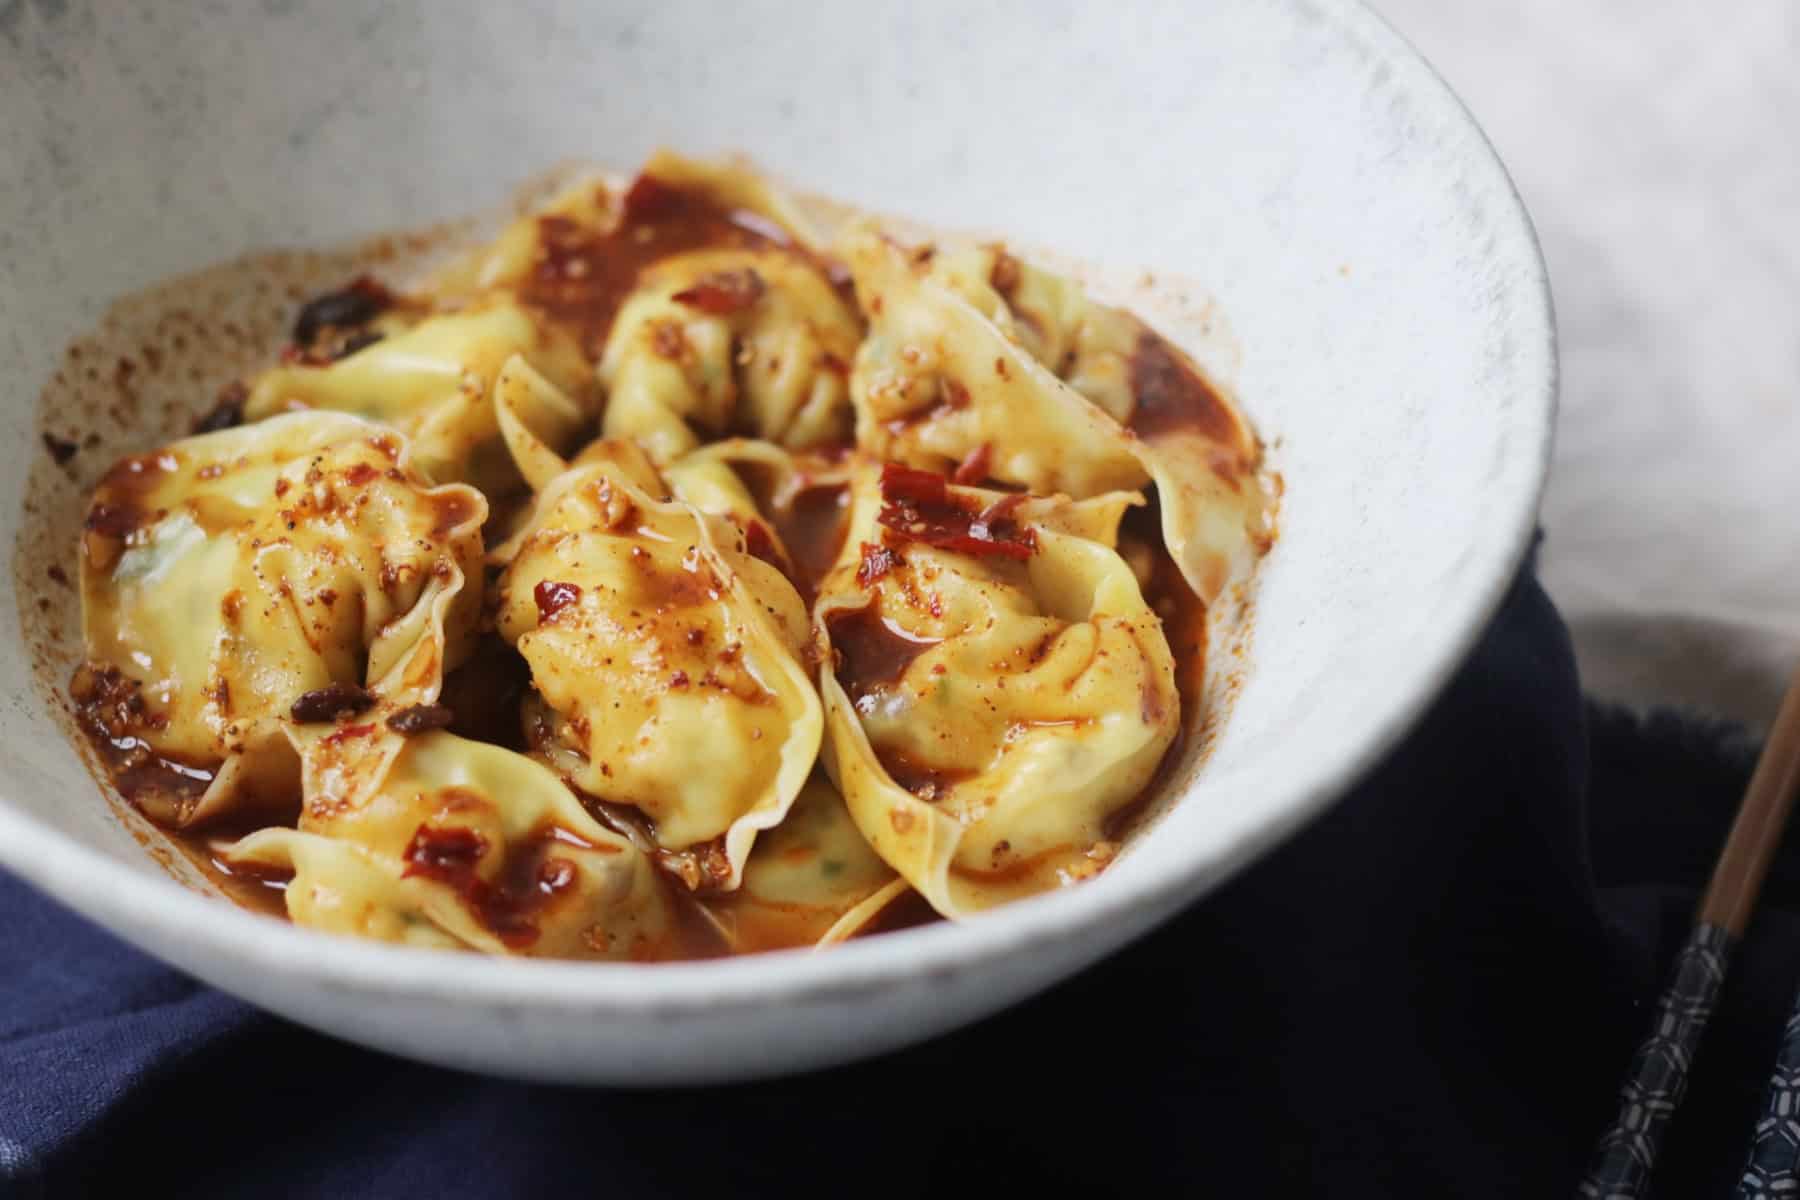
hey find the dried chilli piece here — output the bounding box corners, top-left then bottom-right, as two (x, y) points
(533, 580), (582, 622)
(878, 462), (950, 506)
(951, 442), (993, 485)
(290, 682), (375, 723)
(192, 382), (248, 433)
(875, 463), (1035, 561)
(856, 542), (901, 586)
(386, 703), (455, 735)
(291, 275), (394, 346)
(670, 267), (766, 315)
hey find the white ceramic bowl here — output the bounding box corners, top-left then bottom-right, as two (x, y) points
(0, 0), (1553, 1083)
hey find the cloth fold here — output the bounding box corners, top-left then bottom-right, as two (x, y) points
(1, 567), (1788, 1197)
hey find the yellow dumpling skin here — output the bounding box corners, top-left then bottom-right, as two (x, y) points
(75, 412), (485, 826)
(600, 247), (863, 463)
(815, 463), (1176, 916)
(495, 459), (821, 890)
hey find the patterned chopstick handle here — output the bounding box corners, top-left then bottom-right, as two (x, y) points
(1579, 923), (1735, 1199)
(1735, 993), (1800, 1197)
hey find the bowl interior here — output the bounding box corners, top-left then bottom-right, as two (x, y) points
(0, 0), (1551, 1079)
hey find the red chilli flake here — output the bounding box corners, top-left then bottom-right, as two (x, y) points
(533, 580), (583, 622)
(321, 722), (376, 747)
(879, 463), (951, 505)
(972, 492), (1029, 535)
(951, 442), (993, 485)
(876, 463), (1035, 561)
(671, 268), (766, 315)
(857, 542), (901, 586)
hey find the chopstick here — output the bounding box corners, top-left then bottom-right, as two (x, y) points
(1578, 662), (1800, 1200)
(1734, 670), (1800, 1196)
(1736, 999), (1800, 1196)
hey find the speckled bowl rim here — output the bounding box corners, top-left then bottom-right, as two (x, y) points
(0, 0), (1554, 1018)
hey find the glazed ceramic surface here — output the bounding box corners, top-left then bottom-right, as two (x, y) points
(0, 0), (1553, 1083)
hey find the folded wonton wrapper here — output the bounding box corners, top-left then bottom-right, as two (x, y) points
(699, 774), (908, 952)
(77, 411), (486, 828)
(199, 445), (674, 960)
(427, 148), (835, 300)
(245, 297), (592, 493)
(492, 363), (820, 583)
(228, 727), (674, 959)
(599, 246), (863, 463)
(495, 458), (822, 892)
(814, 464), (1177, 918)
(77, 150), (1271, 959)
(841, 226), (1270, 603)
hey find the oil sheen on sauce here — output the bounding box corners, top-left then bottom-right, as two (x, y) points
(521, 171), (840, 358)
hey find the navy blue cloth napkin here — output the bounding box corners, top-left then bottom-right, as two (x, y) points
(3, 565), (1792, 1198)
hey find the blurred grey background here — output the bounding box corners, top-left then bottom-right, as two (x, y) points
(1378, 1), (1800, 724)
